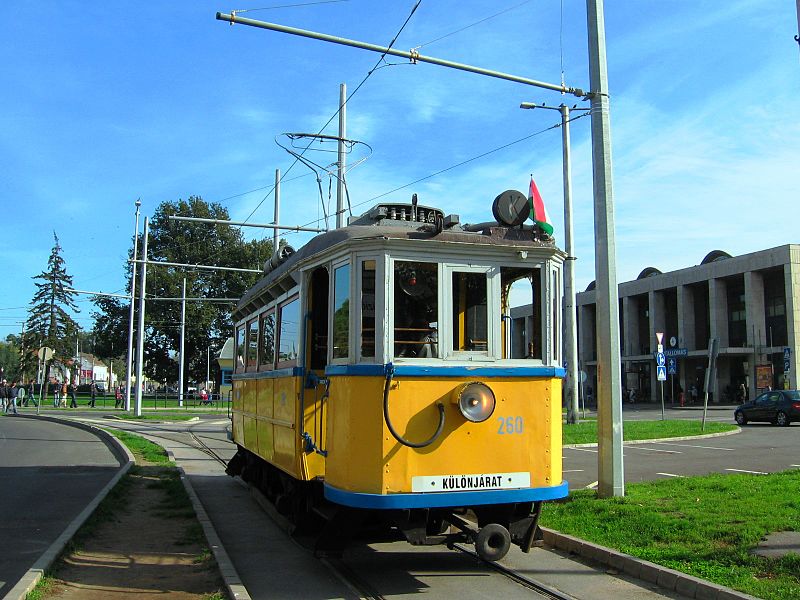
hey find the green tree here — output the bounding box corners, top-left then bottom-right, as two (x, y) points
(0, 335), (21, 380)
(23, 233), (80, 375)
(93, 196), (272, 386)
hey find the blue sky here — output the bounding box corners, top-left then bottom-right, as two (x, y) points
(1, 0), (798, 338)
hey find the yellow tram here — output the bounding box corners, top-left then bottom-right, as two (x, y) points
(227, 191), (568, 561)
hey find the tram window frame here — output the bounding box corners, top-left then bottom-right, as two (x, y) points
(551, 266), (561, 365)
(235, 324), (246, 373)
(258, 309), (276, 370)
(276, 295), (300, 369)
(358, 258), (378, 362)
(331, 260), (351, 362)
(444, 265), (494, 360)
(391, 259), (440, 360)
(501, 265), (544, 361)
(246, 318), (259, 370)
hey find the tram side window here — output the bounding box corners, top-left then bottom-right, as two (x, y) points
(235, 325), (246, 373)
(360, 260), (376, 358)
(332, 263), (350, 359)
(277, 297), (300, 366)
(501, 266), (542, 360)
(259, 311), (275, 369)
(452, 272), (488, 353)
(247, 319), (259, 368)
(394, 261), (438, 358)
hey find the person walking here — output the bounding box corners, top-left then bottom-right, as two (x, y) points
(7, 381), (19, 414)
(88, 381), (97, 408)
(53, 379), (61, 407)
(25, 379), (38, 407)
(0, 380), (8, 413)
(68, 381), (78, 408)
(62, 380), (69, 407)
(114, 385), (123, 408)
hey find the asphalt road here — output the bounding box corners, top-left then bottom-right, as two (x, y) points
(563, 405), (800, 489)
(0, 416), (122, 597)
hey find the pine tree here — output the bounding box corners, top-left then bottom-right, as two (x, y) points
(24, 232), (80, 368)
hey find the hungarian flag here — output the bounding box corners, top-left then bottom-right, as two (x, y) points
(528, 176), (553, 236)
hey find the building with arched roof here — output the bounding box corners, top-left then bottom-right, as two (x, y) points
(576, 244), (800, 406)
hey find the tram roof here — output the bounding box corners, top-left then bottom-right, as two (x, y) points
(235, 223), (559, 319)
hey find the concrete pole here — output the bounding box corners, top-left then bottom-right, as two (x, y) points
(587, 0), (624, 498)
(134, 217), (149, 417)
(273, 169), (280, 253)
(179, 278), (186, 407)
(125, 199), (141, 411)
(206, 346), (210, 391)
(336, 83), (347, 229)
(560, 104), (580, 425)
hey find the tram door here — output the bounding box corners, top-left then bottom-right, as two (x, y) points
(306, 267), (329, 452)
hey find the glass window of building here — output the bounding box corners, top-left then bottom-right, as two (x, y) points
(278, 297), (300, 365)
(332, 263), (351, 359)
(360, 260), (376, 358)
(393, 261), (438, 358)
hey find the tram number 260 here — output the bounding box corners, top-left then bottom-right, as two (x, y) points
(497, 416), (524, 434)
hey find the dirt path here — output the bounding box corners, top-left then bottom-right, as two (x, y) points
(43, 464), (225, 600)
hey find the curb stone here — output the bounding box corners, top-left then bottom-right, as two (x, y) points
(540, 527), (762, 600)
(3, 415), (135, 600)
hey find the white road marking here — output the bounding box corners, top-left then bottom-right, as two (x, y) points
(625, 446), (681, 454)
(562, 469), (584, 473)
(725, 468), (768, 475)
(567, 447), (598, 453)
(650, 442), (735, 451)
(585, 481), (598, 489)
(656, 472), (684, 478)
(790, 464), (800, 468)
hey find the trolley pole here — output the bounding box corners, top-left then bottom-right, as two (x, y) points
(273, 168), (280, 253)
(336, 83), (346, 229)
(134, 217), (149, 417)
(125, 199), (141, 411)
(587, 0), (624, 498)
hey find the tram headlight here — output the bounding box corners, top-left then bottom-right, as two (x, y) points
(452, 382), (496, 423)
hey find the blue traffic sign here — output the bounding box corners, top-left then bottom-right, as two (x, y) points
(784, 347), (791, 359)
(784, 359), (791, 372)
(667, 358), (677, 375)
(657, 365), (667, 381)
(656, 353), (666, 367)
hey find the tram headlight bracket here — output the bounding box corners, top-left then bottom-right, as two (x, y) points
(452, 381), (496, 423)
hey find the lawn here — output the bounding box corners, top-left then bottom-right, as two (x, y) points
(562, 419), (737, 445)
(541, 469), (800, 599)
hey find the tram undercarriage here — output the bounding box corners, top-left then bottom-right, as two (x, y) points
(227, 446), (544, 562)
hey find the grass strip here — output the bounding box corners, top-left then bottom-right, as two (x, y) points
(114, 413), (198, 421)
(107, 428), (173, 464)
(541, 470), (800, 599)
(563, 419), (736, 445)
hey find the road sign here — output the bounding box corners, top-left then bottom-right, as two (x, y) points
(656, 332), (664, 344)
(656, 352), (666, 367)
(784, 359), (791, 372)
(664, 348), (688, 357)
(784, 347), (791, 359)
(37, 347), (54, 362)
(657, 365), (667, 381)
(668, 358), (677, 375)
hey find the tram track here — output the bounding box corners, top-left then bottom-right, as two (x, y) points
(451, 543), (577, 600)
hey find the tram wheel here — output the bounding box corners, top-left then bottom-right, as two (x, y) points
(475, 523), (511, 562)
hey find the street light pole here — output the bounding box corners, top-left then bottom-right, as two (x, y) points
(125, 199), (141, 411)
(519, 102), (585, 425)
(134, 217), (149, 417)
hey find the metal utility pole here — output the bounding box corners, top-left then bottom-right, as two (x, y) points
(519, 102), (583, 425)
(179, 278), (186, 408)
(273, 169), (281, 253)
(587, 0), (624, 498)
(134, 217), (149, 417)
(336, 83), (346, 229)
(125, 199), (141, 411)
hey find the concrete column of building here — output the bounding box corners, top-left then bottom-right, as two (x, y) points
(745, 271), (766, 396)
(708, 278), (728, 348)
(622, 296), (636, 357)
(577, 303), (596, 400)
(783, 259), (800, 389)
(708, 278), (730, 401)
(677, 284), (696, 350)
(647, 290), (665, 402)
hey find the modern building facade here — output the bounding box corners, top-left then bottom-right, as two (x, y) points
(576, 244), (800, 405)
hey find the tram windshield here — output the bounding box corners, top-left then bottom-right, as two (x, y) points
(394, 260), (438, 358)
